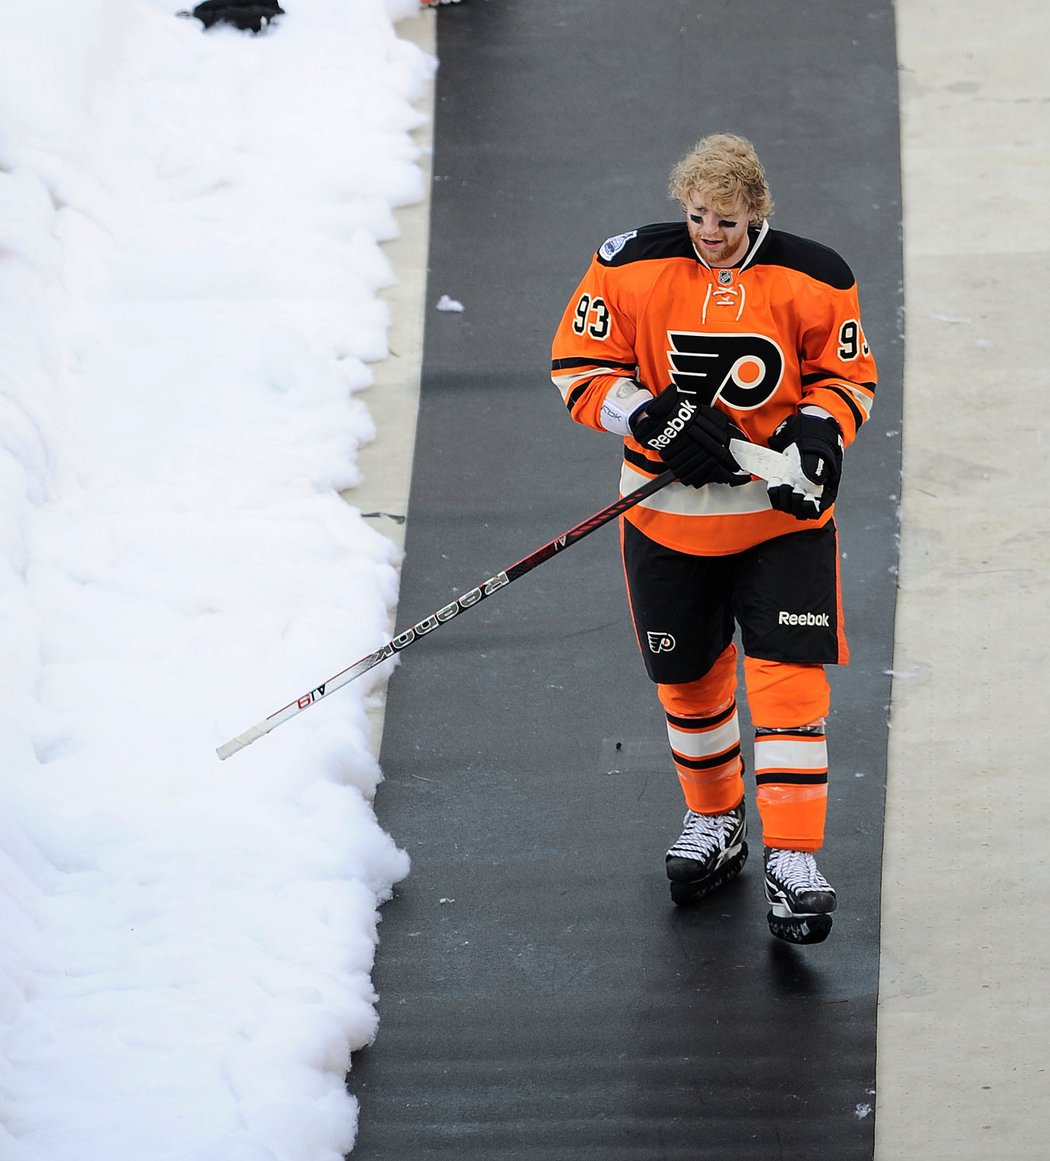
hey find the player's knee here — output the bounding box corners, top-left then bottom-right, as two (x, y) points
(658, 643), (738, 716)
(745, 657), (829, 727)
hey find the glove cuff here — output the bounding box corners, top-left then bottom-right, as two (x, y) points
(601, 379), (654, 436)
(800, 411), (842, 441)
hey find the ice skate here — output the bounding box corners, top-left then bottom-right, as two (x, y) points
(665, 800), (747, 905)
(763, 847), (836, 944)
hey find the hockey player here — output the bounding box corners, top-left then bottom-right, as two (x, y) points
(551, 133), (876, 944)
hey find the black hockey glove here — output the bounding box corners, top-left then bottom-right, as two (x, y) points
(629, 385), (749, 489)
(181, 0), (285, 32)
(766, 412), (843, 519)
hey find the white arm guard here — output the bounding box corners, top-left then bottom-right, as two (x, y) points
(599, 378), (653, 436)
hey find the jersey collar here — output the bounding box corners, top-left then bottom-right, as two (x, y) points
(691, 219), (770, 273)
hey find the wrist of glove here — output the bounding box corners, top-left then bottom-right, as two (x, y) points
(766, 412), (843, 519)
(629, 385), (749, 488)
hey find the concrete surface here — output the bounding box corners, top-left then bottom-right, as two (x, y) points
(877, 4), (1050, 1156)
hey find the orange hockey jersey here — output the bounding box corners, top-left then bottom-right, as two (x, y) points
(551, 220), (876, 555)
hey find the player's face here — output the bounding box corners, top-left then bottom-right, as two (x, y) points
(684, 190), (755, 267)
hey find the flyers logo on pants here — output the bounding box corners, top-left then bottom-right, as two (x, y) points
(667, 331), (785, 410)
(647, 631), (676, 653)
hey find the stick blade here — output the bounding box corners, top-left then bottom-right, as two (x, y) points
(728, 438), (822, 499)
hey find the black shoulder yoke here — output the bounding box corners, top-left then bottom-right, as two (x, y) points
(755, 229), (856, 290)
(595, 222), (694, 267)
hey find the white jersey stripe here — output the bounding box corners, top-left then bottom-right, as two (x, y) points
(619, 461), (772, 517)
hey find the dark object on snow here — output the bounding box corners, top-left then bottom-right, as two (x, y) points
(178, 0), (285, 32)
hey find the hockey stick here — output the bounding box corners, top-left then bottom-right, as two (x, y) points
(728, 439), (822, 501)
(216, 468), (676, 760)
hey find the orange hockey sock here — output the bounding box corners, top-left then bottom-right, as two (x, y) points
(746, 658), (831, 850)
(658, 645), (744, 814)
(753, 726), (828, 850)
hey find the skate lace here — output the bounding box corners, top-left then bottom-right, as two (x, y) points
(767, 849), (830, 891)
(670, 809), (740, 859)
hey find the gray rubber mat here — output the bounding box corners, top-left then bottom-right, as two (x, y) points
(350, 3), (903, 1157)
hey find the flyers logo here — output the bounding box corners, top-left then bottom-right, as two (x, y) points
(647, 631), (676, 653)
(666, 332), (784, 410)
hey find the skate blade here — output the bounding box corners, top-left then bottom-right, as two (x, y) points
(766, 910), (833, 945)
(668, 844), (748, 906)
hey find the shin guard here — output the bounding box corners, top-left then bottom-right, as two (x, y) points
(658, 646), (744, 814)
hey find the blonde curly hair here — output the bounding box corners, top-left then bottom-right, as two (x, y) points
(668, 133), (774, 222)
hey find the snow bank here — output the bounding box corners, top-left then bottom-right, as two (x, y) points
(0, 2), (433, 1157)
